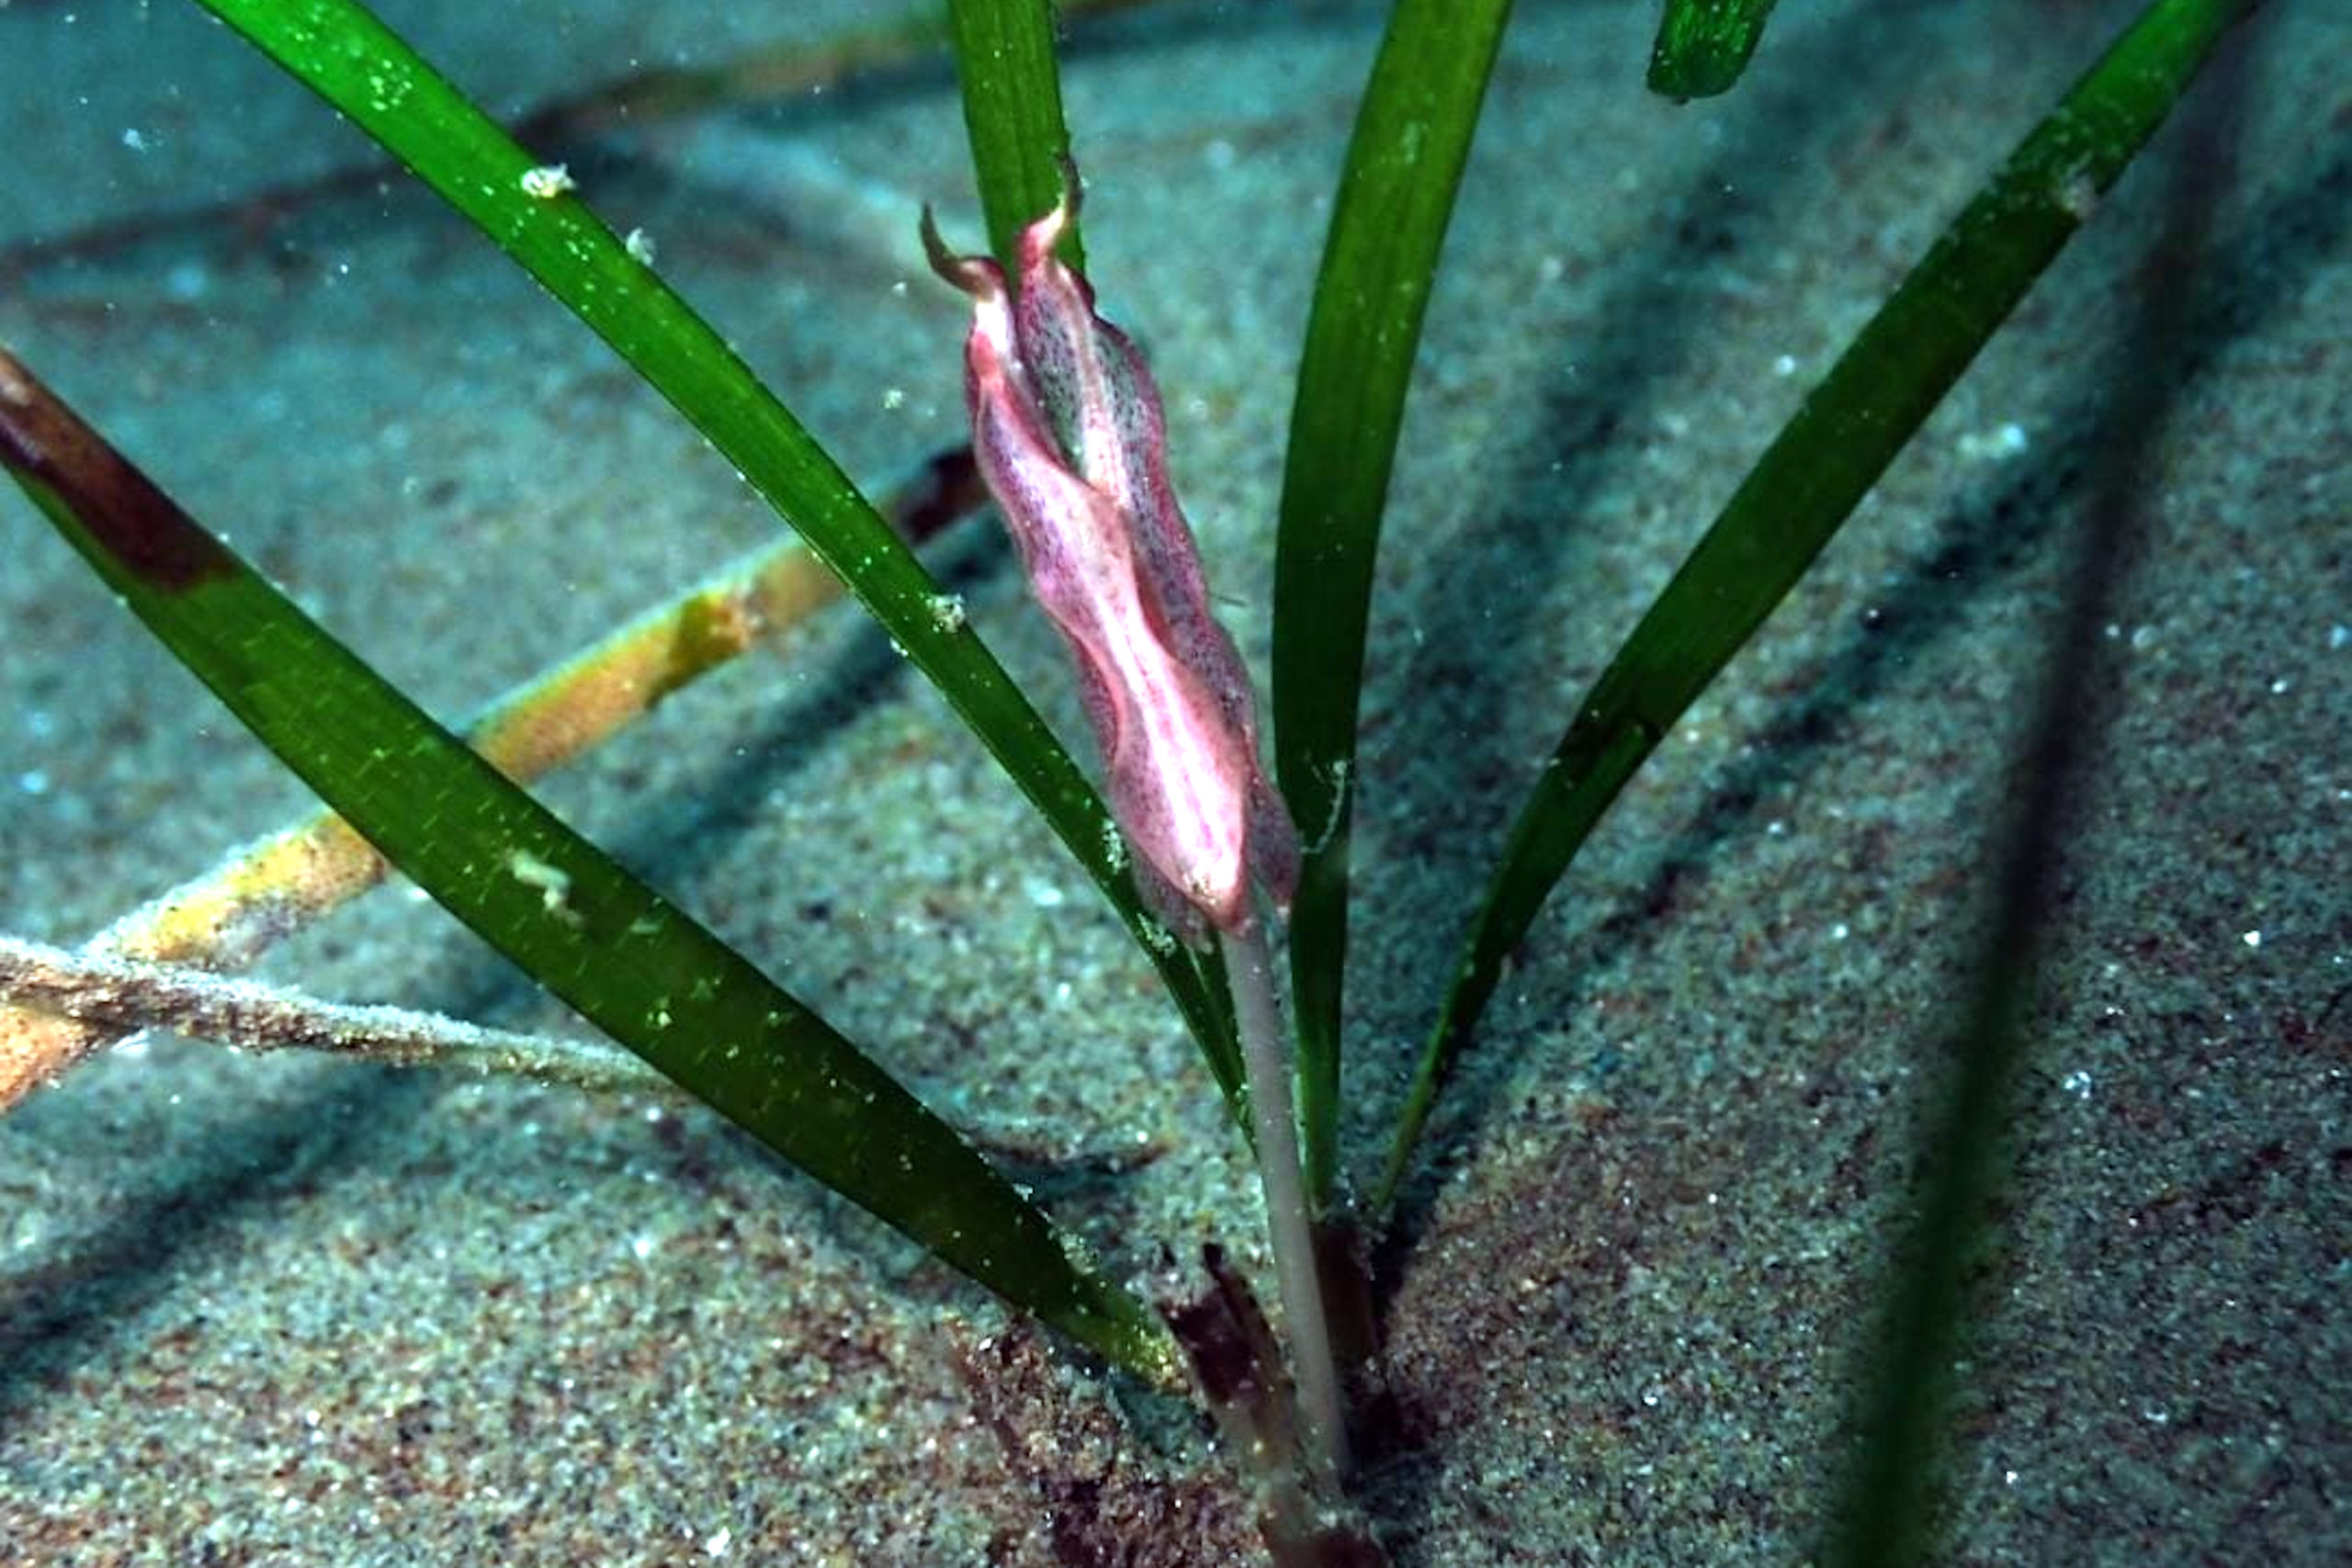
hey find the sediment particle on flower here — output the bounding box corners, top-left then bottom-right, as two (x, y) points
(624, 227), (658, 264)
(926, 592), (967, 634)
(520, 163), (575, 200)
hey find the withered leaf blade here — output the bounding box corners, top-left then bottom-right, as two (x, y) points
(0, 350), (233, 592)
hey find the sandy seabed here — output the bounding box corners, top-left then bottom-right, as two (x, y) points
(1, 1), (2344, 1563)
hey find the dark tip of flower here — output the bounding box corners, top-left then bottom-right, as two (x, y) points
(916, 205), (960, 283)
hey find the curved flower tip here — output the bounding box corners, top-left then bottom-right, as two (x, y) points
(924, 165), (1296, 944)
(920, 204), (1001, 299)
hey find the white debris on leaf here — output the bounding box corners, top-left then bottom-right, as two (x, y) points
(503, 847), (581, 926)
(2055, 165), (2100, 221)
(520, 163), (575, 200)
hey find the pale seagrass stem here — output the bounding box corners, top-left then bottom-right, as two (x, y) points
(1221, 918), (1350, 1489)
(0, 933), (659, 1094)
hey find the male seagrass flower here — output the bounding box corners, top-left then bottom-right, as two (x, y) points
(923, 173), (1346, 1490)
(922, 172), (1296, 945)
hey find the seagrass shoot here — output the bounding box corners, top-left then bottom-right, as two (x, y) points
(0, 0), (2273, 1562)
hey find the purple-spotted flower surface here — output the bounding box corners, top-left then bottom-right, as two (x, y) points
(922, 177), (1295, 944)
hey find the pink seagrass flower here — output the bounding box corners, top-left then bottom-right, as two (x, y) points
(922, 172), (1295, 943)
